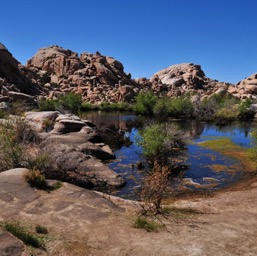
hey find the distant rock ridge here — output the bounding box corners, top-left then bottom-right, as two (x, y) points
(1, 43), (257, 104)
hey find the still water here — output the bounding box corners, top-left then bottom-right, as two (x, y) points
(83, 112), (255, 199)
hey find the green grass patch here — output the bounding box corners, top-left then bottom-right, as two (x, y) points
(133, 216), (163, 232)
(199, 138), (256, 172)
(2, 221), (46, 249)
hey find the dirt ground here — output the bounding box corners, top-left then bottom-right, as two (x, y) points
(0, 168), (257, 256)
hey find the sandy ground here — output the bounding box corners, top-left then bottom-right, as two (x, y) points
(0, 168), (257, 256)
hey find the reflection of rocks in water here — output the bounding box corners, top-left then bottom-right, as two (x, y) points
(183, 120), (205, 139)
(97, 127), (132, 151)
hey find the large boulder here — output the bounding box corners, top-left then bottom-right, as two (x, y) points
(26, 45), (82, 77)
(42, 142), (124, 188)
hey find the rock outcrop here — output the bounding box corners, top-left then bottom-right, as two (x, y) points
(0, 43), (40, 104)
(149, 63), (231, 99)
(24, 111), (125, 188)
(26, 46), (136, 104)
(228, 73), (257, 100)
(3, 42), (257, 104)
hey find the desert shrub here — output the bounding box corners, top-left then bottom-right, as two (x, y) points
(138, 123), (186, 165)
(133, 216), (162, 232)
(153, 97), (171, 116)
(99, 102), (133, 112)
(238, 98), (255, 120)
(35, 225), (48, 234)
(167, 97), (194, 118)
(193, 98), (217, 121)
(57, 93), (82, 113)
(12, 118), (39, 144)
(39, 93), (82, 113)
(25, 151), (54, 177)
(24, 168), (47, 189)
(81, 102), (97, 111)
(10, 100), (35, 116)
(214, 106), (239, 125)
(38, 99), (58, 111)
(133, 91), (157, 115)
(0, 109), (8, 118)
(141, 162), (170, 212)
(0, 120), (24, 171)
(3, 222), (45, 249)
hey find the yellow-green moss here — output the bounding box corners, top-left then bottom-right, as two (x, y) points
(199, 138), (256, 172)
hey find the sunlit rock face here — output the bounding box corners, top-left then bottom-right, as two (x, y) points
(228, 73), (257, 100)
(26, 45), (136, 104)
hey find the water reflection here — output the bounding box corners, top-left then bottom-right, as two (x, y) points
(82, 112), (256, 199)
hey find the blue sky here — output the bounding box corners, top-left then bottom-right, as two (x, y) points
(1, 0), (257, 83)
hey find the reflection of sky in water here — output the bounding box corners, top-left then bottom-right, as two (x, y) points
(185, 144), (242, 189)
(193, 124), (253, 148)
(83, 113), (256, 199)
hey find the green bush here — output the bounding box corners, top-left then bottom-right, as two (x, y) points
(133, 91), (157, 115)
(38, 99), (58, 111)
(138, 123), (186, 164)
(167, 97), (194, 118)
(57, 93), (82, 113)
(153, 97), (170, 116)
(238, 99), (255, 120)
(38, 93), (82, 113)
(214, 106), (239, 125)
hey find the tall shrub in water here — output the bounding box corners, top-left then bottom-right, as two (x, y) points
(138, 123), (186, 166)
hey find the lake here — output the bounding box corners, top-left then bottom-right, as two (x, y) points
(82, 112), (256, 199)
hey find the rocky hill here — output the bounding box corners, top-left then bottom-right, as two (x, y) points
(26, 45), (137, 104)
(148, 63), (231, 99)
(1, 43), (257, 104)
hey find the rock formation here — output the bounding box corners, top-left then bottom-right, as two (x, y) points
(228, 73), (257, 100)
(0, 43), (40, 104)
(24, 111), (125, 188)
(26, 45), (136, 104)
(2, 42), (257, 104)
(149, 63), (231, 99)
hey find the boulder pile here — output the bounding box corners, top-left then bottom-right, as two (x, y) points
(25, 111), (126, 188)
(26, 46), (137, 104)
(149, 63), (231, 99)
(1, 42), (257, 104)
(228, 73), (257, 100)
